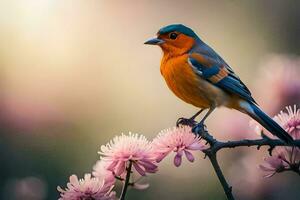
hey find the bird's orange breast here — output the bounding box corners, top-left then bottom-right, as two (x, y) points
(160, 53), (231, 108)
(160, 54), (211, 108)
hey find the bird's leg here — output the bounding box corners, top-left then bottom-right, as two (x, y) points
(192, 107), (215, 135)
(176, 109), (204, 127)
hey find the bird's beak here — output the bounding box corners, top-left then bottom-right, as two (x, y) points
(144, 37), (164, 45)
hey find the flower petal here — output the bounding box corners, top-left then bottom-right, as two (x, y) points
(184, 150), (195, 162)
(114, 161), (126, 176)
(133, 182), (150, 190)
(107, 161), (118, 171)
(187, 142), (205, 150)
(174, 153), (182, 167)
(139, 160), (158, 170)
(133, 162), (146, 176)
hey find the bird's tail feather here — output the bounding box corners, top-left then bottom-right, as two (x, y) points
(242, 101), (294, 144)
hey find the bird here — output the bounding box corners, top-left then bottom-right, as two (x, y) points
(144, 24), (293, 143)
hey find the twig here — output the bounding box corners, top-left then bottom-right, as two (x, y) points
(215, 138), (300, 151)
(120, 161), (133, 200)
(199, 130), (300, 151)
(207, 153), (234, 200)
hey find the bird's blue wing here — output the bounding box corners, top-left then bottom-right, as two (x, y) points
(188, 52), (256, 104)
(216, 74), (256, 103)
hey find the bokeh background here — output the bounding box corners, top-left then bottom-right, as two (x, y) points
(1, 0), (300, 199)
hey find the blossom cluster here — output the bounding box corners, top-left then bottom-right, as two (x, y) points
(58, 103), (300, 199)
(58, 126), (206, 199)
(57, 105), (300, 199)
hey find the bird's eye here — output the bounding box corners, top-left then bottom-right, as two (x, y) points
(169, 32), (178, 40)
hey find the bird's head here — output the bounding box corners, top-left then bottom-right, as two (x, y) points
(144, 24), (200, 56)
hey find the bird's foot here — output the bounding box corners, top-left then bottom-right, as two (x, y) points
(192, 122), (207, 136)
(176, 117), (198, 127)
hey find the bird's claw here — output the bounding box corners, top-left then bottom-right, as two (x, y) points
(192, 122), (207, 136)
(176, 117), (198, 127)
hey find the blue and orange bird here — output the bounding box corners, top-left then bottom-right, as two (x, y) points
(145, 24), (293, 143)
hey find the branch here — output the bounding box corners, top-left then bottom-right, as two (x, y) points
(195, 128), (300, 200)
(207, 152), (234, 200)
(199, 130), (300, 154)
(120, 161), (133, 200)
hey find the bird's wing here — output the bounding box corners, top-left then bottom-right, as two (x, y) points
(188, 52), (256, 104)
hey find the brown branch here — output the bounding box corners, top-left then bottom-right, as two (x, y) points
(206, 152), (234, 200)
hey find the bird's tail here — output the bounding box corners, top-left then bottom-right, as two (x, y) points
(240, 101), (294, 144)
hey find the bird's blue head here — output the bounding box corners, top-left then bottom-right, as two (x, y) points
(145, 24), (201, 55)
(157, 24), (199, 39)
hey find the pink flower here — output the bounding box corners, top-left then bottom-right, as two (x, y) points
(99, 133), (158, 176)
(258, 105), (300, 177)
(57, 174), (116, 200)
(152, 126), (206, 167)
(259, 152), (289, 177)
(274, 105), (300, 139)
(93, 160), (115, 186)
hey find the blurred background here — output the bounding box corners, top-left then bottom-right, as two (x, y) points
(0, 0), (300, 199)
